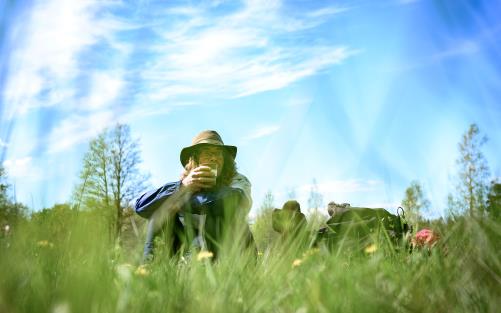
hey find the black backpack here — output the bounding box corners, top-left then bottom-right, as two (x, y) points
(318, 207), (410, 249)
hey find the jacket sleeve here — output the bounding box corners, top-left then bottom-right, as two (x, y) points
(135, 181), (182, 219)
(230, 173), (252, 213)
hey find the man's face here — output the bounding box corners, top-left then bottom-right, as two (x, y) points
(198, 146), (225, 171)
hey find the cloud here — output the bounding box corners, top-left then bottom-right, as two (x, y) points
(432, 40), (480, 60)
(307, 6), (348, 18)
(3, 0), (356, 153)
(387, 39), (481, 73)
(243, 125), (280, 141)
(2, 156), (42, 181)
(144, 1), (355, 100)
(0, 139), (8, 148)
(46, 111), (116, 154)
(298, 179), (383, 194)
(83, 71), (125, 111)
(3, 0), (130, 118)
(397, 0), (421, 4)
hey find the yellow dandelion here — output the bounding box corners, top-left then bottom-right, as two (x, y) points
(196, 250), (214, 261)
(364, 243), (377, 254)
(302, 248), (320, 258)
(257, 251), (263, 256)
(37, 240), (54, 248)
(292, 258), (303, 267)
(135, 265), (150, 276)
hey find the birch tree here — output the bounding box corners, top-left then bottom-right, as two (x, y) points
(73, 124), (148, 239)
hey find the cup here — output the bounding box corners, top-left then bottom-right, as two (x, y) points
(206, 163), (218, 178)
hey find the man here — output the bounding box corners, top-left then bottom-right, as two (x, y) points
(135, 130), (254, 260)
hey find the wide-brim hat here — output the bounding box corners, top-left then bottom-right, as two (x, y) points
(180, 130), (237, 166)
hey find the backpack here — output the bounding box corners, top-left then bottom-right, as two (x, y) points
(318, 207), (410, 250)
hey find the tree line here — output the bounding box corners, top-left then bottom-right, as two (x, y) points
(401, 124), (500, 224)
(1, 123), (500, 244)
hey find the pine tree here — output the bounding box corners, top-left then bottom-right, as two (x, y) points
(451, 124), (490, 217)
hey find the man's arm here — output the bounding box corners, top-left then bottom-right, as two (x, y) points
(135, 181), (182, 219)
(230, 173), (252, 213)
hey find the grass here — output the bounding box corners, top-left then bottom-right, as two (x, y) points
(1, 211), (500, 313)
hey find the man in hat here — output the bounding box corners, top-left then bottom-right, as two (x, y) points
(135, 130), (254, 260)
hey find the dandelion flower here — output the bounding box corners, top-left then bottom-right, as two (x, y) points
(135, 265), (149, 277)
(292, 259), (303, 267)
(364, 243), (377, 254)
(37, 240), (54, 248)
(196, 250), (214, 261)
(302, 248), (320, 258)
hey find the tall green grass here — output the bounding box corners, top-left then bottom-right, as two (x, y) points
(1, 212), (500, 313)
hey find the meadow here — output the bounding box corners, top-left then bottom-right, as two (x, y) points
(1, 208), (500, 313)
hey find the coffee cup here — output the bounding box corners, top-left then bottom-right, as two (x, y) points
(206, 163), (218, 178)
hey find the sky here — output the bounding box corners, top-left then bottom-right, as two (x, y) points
(1, 0), (500, 219)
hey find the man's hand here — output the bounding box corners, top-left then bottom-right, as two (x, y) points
(181, 165), (216, 192)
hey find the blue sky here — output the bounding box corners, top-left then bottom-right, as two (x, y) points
(1, 0), (500, 218)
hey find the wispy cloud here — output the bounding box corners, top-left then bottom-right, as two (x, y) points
(432, 40), (480, 61)
(298, 179), (383, 194)
(144, 1), (355, 100)
(387, 39), (482, 73)
(82, 71), (125, 111)
(3, 0), (131, 118)
(2, 156), (42, 181)
(397, 0), (421, 4)
(243, 125), (280, 141)
(0, 139), (8, 148)
(3, 0), (355, 153)
(46, 111), (116, 154)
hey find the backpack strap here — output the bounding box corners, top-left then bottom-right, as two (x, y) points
(397, 206), (411, 234)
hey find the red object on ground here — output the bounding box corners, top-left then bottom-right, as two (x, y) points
(412, 228), (440, 248)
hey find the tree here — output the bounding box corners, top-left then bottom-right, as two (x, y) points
(73, 124), (148, 240)
(285, 186), (297, 200)
(401, 180), (430, 225)
(450, 124), (490, 217)
(30, 203), (77, 241)
(486, 180), (501, 221)
(260, 190), (275, 212)
(251, 190), (277, 250)
(0, 166), (29, 231)
(307, 178), (323, 213)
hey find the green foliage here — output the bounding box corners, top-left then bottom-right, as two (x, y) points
(73, 123), (149, 239)
(487, 180), (501, 220)
(449, 124), (490, 217)
(0, 166), (29, 229)
(401, 180), (430, 227)
(251, 190), (278, 251)
(1, 209), (500, 313)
